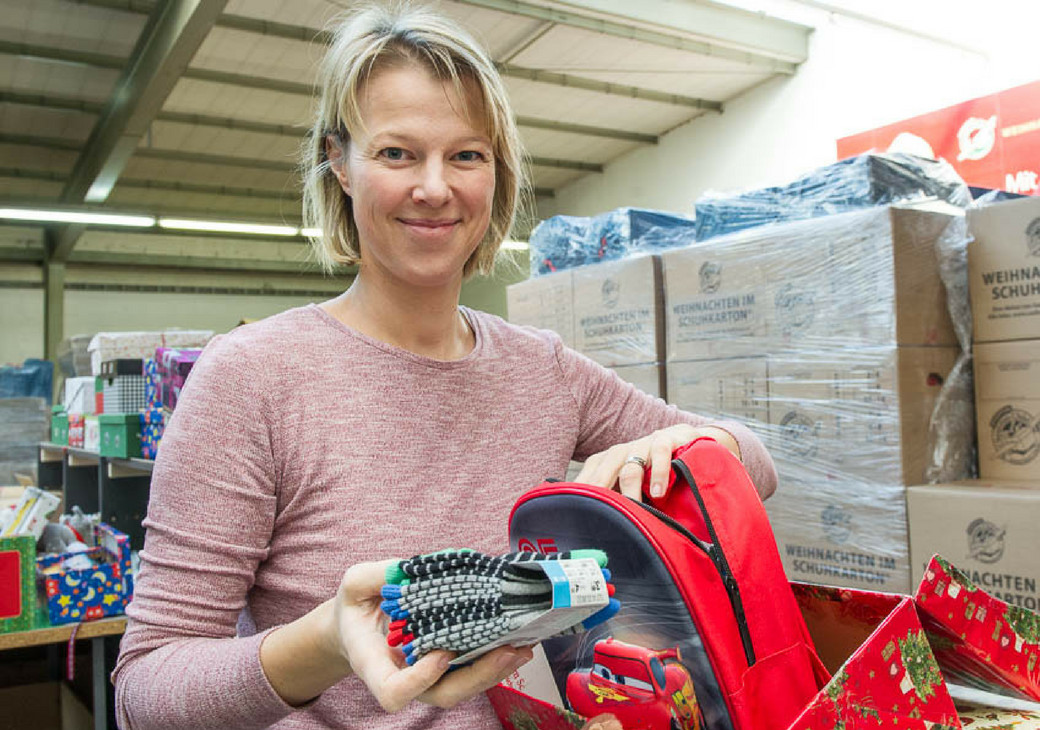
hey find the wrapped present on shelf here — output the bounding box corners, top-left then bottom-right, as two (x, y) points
(50, 406), (68, 445)
(37, 523), (132, 625)
(100, 373), (147, 414)
(99, 414), (141, 458)
(957, 702), (1040, 728)
(0, 535), (36, 634)
(62, 376), (96, 415)
(94, 376), (103, 414)
(155, 347), (201, 411)
(142, 358), (161, 408)
(139, 408), (167, 460)
(84, 415), (99, 452)
(67, 414), (84, 448)
(88, 330), (213, 376)
(915, 555), (1040, 701)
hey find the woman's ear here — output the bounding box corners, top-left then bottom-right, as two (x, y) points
(325, 135), (351, 196)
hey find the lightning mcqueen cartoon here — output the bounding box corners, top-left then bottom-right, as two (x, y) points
(566, 638), (702, 730)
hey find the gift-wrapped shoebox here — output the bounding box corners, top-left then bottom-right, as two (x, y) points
(155, 347), (202, 411)
(488, 554), (1040, 730)
(0, 535), (36, 634)
(37, 523), (132, 625)
(87, 329), (212, 376)
(98, 358), (147, 415)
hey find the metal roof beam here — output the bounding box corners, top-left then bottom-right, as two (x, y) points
(53, 0), (229, 261)
(516, 116), (656, 144)
(452, 0), (808, 70)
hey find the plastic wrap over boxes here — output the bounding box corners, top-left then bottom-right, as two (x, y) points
(660, 203), (972, 593)
(662, 204), (960, 360)
(508, 255), (664, 370)
(38, 523), (132, 625)
(528, 207), (696, 277)
(692, 152), (971, 242)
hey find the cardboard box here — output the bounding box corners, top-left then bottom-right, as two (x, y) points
(968, 195), (1040, 343)
(975, 340), (1040, 481)
(766, 346), (962, 485)
(666, 356), (769, 423)
(907, 481), (1040, 609)
(572, 255), (663, 367)
(663, 205), (959, 361)
(506, 269), (575, 347)
(765, 476), (912, 593)
(610, 363), (664, 400)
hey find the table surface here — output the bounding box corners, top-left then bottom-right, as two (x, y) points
(0, 616), (126, 651)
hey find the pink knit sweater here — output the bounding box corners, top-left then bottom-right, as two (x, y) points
(113, 304), (776, 730)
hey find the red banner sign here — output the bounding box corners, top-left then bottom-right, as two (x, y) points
(837, 79), (1040, 195)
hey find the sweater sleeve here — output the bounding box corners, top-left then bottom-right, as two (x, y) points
(112, 334), (298, 730)
(555, 341), (778, 499)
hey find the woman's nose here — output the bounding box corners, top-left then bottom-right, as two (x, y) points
(412, 162), (451, 206)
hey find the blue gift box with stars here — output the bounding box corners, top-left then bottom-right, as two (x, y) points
(37, 523), (133, 625)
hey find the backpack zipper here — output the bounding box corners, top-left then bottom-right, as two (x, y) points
(671, 458), (756, 667)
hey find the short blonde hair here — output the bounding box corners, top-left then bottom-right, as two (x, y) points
(302, 2), (528, 277)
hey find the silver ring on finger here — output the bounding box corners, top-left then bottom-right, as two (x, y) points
(623, 455), (647, 469)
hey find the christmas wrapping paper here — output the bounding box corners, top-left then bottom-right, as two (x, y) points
(915, 555), (1040, 702)
(37, 523), (132, 625)
(101, 374), (147, 414)
(958, 703), (1040, 729)
(139, 407), (167, 460)
(67, 414), (84, 448)
(143, 358), (161, 408)
(155, 347), (201, 411)
(0, 536), (36, 634)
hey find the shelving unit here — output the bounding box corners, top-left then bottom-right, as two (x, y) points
(38, 443), (152, 551)
(30, 442), (152, 729)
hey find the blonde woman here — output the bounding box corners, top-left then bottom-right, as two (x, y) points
(113, 4), (776, 729)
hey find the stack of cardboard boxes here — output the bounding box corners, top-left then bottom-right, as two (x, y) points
(509, 201), (978, 594)
(907, 195), (1040, 612)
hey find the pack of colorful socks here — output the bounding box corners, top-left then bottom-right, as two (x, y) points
(381, 549), (620, 664)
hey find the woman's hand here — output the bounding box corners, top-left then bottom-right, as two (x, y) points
(574, 424), (740, 501)
(330, 559), (533, 712)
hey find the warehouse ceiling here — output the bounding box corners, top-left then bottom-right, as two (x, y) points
(0, 0), (811, 271)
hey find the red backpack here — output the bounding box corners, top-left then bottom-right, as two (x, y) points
(508, 438), (828, 730)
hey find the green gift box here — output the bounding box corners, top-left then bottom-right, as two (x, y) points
(0, 536), (37, 634)
(50, 406), (68, 445)
(99, 413), (142, 458)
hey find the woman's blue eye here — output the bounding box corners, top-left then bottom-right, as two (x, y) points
(456, 150), (484, 162)
(382, 148), (405, 160)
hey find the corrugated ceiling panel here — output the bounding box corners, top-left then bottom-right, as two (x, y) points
(0, 176), (62, 199)
(504, 77), (693, 134)
(77, 230), (311, 263)
(122, 157), (297, 191)
(0, 104), (96, 141)
(223, 0), (335, 30)
(529, 167), (586, 189)
(512, 26), (774, 99)
(435, 2), (547, 61)
(107, 186), (300, 221)
(192, 27), (325, 85)
(521, 128), (637, 164)
(0, 143), (75, 173)
(146, 121), (302, 163)
(163, 78), (314, 128)
(0, 55), (119, 102)
(0, 0), (143, 56)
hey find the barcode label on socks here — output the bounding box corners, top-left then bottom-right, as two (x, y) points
(540, 558), (607, 608)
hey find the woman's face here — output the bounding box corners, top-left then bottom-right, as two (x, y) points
(331, 62), (496, 293)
